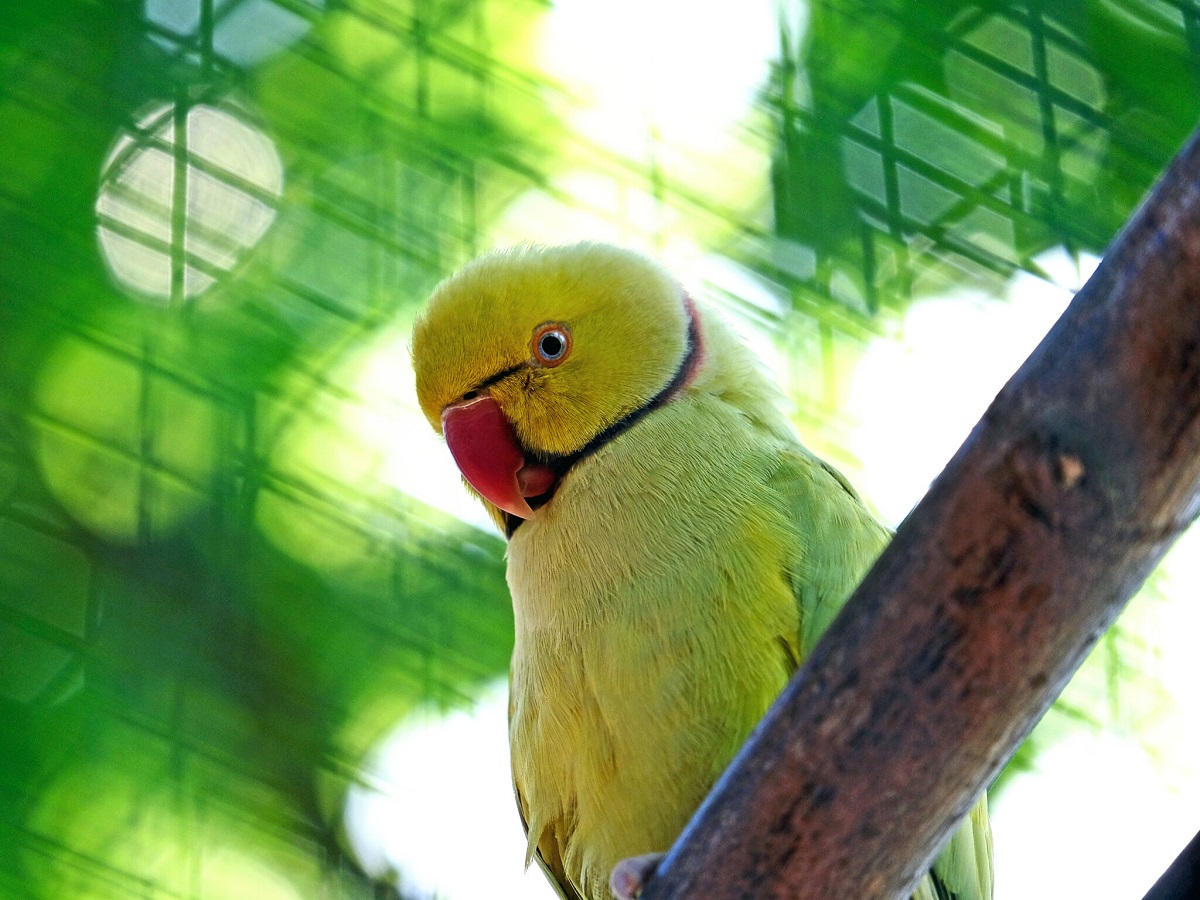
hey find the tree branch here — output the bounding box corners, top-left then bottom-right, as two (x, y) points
(1142, 827), (1200, 900)
(640, 125), (1200, 900)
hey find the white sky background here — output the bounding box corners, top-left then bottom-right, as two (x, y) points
(847, 249), (1088, 529)
(339, 0), (1200, 896)
(535, 0), (782, 160)
(344, 683), (560, 900)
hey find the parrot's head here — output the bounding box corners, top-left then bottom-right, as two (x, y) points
(412, 242), (701, 530)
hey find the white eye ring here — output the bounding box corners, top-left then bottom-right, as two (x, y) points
(532, 323), (571, 367)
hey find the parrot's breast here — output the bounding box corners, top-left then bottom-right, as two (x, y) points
(506, 386), (803, 900)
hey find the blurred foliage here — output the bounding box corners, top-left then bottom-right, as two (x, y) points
(763, 0), (1200, 309)
(0, 0), (1198, 896)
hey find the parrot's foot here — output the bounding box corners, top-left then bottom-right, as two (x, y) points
(609, 853), (665, 900)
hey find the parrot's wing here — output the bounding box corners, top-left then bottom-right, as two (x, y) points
(512, 779), (580, 900)
(767, 448), (891, 659)
(770, 449), (994, 900)
(510, 683), (581, 900)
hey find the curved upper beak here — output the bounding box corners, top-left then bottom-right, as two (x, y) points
(440, 395), (557, 519)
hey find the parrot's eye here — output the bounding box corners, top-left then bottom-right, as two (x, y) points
(532, 323), (572, 367)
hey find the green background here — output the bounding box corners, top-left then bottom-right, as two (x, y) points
(1, 0), (1198, 896)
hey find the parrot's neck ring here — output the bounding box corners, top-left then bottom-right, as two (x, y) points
(506, 295), (703, 537)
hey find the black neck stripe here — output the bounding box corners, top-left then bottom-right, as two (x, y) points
(566, 301), (701, 466)
(505, 298), (701, 537)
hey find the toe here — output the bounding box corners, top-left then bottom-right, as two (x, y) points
(609, 853), (666, 900)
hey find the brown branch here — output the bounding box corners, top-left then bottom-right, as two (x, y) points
(640, 125), (1200, 900)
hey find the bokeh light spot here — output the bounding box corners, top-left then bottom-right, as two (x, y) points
(96, 102), (283, 303)
(30, 336), (217, 542)
(25, 749), (310, 899)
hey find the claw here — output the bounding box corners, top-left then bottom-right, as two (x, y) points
(610, 853), (665, 900)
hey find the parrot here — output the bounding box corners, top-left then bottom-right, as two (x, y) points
(411, 242), (993, 900)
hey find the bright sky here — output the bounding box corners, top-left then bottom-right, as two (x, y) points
(536, 0), (781, 161)
(846, 248), (1091, 528)
(344, 682), (559, 900)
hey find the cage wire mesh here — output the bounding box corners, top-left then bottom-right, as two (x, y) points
(1, 0), (1199, 897)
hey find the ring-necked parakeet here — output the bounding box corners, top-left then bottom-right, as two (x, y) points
(411, 243), (993, 900)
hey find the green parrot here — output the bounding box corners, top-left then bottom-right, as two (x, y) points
(411, 242), (993, 900)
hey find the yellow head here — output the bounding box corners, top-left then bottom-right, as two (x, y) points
(411, 243), (697, 525)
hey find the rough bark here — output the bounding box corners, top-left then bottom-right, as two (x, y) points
(640, 127), (1200, 900)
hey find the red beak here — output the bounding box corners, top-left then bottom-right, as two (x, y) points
(441, 396), (557, 519)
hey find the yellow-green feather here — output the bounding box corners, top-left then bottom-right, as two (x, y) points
(413, 244), (993, 900)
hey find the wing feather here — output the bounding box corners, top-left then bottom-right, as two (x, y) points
(513, 774), (581, 900)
